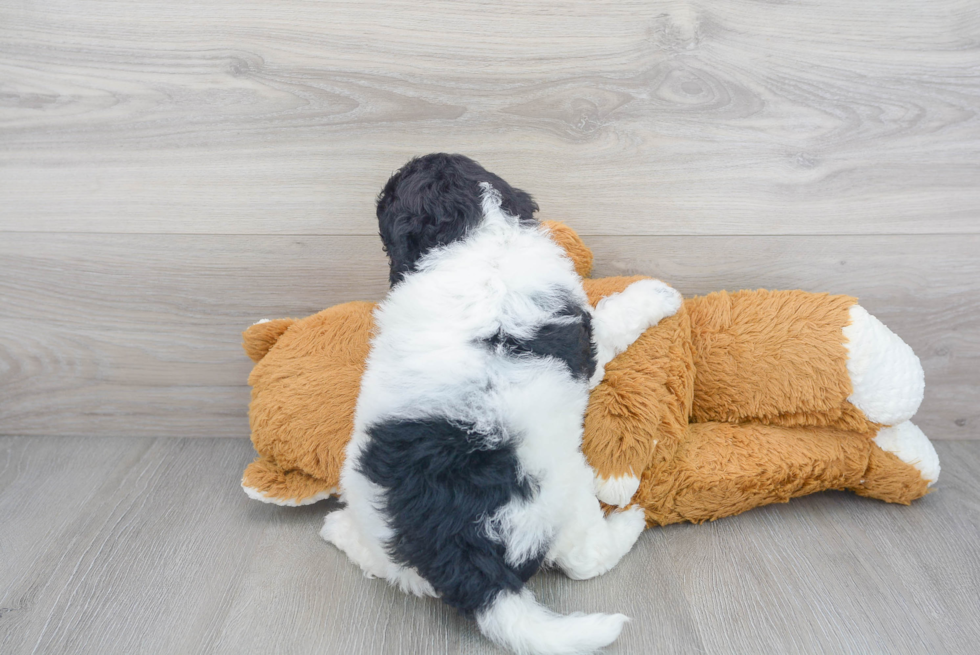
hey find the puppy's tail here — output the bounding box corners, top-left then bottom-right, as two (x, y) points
(476, 588), (628, 655)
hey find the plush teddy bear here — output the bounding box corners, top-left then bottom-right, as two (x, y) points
(241, 221), (939, 526)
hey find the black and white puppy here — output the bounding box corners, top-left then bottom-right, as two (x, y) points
(322, 154), (681, 655)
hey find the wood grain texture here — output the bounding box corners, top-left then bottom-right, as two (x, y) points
(1, 436), (978, 654)
(1, 0), (978, 235)
(1, 232), (975, 438)
(1, 1), (977, 438)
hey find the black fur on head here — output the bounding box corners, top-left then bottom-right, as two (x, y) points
(376, 153), (539, 286)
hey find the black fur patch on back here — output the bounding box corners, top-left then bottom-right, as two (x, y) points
(376, 153), (539, 287)
(356, 418), (544, 615)
(485, 297), (597, 381)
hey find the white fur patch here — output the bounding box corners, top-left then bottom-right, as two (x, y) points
(251, 318), (272, 325)
(241, 481), (337, 506)
(549, 505), (647, 581)
(874, 421), (941, 486)
(321, 508), (437, 597)
(594, 472), (642, 508)
(321, 508), (388, 579)
(477, 588), (629, 655)
(843, 305), (924, 426)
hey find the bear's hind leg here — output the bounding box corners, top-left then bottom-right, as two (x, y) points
(872, 421), (940, 486)
(843, 305), (924, 426)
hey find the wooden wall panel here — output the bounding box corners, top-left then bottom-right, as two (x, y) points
(1, 0), (976, 439)
(1, 0), (978, 235)
(1, 233), (974, 438)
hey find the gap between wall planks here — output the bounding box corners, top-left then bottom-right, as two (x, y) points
(1, 0), (978, 439)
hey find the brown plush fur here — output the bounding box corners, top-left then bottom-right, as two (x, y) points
(244, 302), (373, 504)
(242, 221), (930, 522)
(686, 290), (879, 434)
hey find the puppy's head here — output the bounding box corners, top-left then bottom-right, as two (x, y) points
(376, 153), (538, 286)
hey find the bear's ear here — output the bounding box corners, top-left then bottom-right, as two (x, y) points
(242, 318), (295, 363)
(541, 220), (594, 279)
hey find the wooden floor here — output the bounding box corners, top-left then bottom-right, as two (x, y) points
(0, 435), (977, 655)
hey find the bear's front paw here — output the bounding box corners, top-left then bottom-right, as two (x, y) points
(624, 279), (683, 326)
(590, 278), (684, 388)
(595, 279), (682, 340)
(594, 472), (641, 508)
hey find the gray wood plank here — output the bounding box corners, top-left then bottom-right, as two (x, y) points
(2, 232), (975, 438)
(836, 440), (980, 655)
(1, 437), (978, 654)
(0, 437), (308, 654)
(1, 0), (978, 235)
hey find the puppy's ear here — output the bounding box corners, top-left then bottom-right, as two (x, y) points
(377, 153), (540, 286)
(492, 176), (539, 225)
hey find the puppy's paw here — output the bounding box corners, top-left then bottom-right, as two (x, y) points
(320, 509), (352, 548)
(321, 509), (386, 580)
(608, 505), (647, 546)
(590, 280), (682, 388)
(595, 472), (641, 508)
(391, 567), (438, 598)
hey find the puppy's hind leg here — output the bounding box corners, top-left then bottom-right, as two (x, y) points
(321, 507), (387, 578)
(548, 456), (647, 581)
(321, 507), (436, 598)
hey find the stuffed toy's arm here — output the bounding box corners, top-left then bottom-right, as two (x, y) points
(541, 218), (684, 388)
(580, 277), (690, 508)
(589, 279), (682, 389)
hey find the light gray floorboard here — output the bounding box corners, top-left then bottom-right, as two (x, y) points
(1, 437), (978, 655)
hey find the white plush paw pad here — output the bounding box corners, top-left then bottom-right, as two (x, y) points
(595, 473), (641, 508)
(600, 279), (683, 330)
(843, 305), (924, 425)
(874, 421), (940, 486)
(243, 481), (336, 507)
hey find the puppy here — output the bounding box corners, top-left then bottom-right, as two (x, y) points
(322, 154), (681, 654)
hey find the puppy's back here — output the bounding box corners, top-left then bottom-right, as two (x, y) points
(343, 154), (627, 654)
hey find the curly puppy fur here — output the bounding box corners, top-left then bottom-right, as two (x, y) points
(323, 154), (676, 655)
(376, 153), (539, 286)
